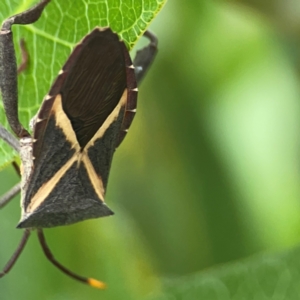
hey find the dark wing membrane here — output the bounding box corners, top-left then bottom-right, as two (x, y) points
(60, 28), (127, 148)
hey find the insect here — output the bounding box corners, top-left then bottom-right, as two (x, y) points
(0, 0), (157, 288)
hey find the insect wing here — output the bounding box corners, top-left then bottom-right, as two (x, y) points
(18, 28), (137, 228)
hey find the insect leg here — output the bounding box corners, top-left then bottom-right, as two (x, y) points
(0, 39), (30, 148)
(0, 124), (20, 152)
(0, 37), (31, 206)
(0, 229), (31, 278)
(133, 30), (158, 85)
(0, 183), (21, 209)
(37, 229), (106, 289)
(12, 161), (21, 177)
(0, 0), (51, 138)
(0, 125), (21, 206)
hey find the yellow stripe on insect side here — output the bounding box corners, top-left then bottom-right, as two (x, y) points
(85, 88), (127, 148)
(27, 155), (77, 212)
(51, 94), (80, 150)
(81, 154), (105, 202)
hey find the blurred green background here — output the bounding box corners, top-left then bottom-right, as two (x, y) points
(1, 0), (300, 299)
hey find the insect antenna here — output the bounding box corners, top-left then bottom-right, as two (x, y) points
(37, 229), (106, 289)
(0, 229), (31, 278)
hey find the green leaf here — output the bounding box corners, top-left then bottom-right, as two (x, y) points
(0, 0), (166, 168)
(149, 245), (300, 300)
